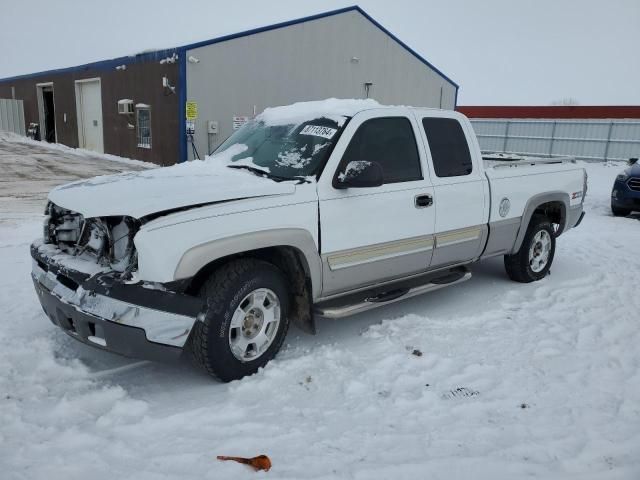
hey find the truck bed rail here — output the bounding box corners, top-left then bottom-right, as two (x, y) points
(482, 152), (577, 169)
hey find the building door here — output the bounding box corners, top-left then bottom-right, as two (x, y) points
(36, 83), (57, 143)
(75, 78), (104, 153)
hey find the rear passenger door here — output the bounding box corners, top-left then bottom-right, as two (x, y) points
(417, 113), (489, 268)
(318, 109), (436, 296)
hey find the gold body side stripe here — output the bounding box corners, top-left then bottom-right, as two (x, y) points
(326, 226), (484, 271)
(327, 235), (434, 271)
(435, 226), (482, 248)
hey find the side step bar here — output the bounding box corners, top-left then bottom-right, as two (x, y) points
(314, 269), (472, 319)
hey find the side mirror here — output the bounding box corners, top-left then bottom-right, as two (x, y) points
(629, 158), (638, 166)
(334, 160), (384, 189)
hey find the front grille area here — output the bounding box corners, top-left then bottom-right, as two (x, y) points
(628, 177), (640, 192)
(44, 202), (139, 275)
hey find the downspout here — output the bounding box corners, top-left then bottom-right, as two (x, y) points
(178, 48), (187, 163)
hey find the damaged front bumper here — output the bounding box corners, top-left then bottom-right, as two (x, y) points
(31, 242), (204, 362)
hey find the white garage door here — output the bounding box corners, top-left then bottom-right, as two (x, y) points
(75, 79), (104, 153)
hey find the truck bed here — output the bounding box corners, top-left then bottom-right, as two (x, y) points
(482, 152), (585, 225)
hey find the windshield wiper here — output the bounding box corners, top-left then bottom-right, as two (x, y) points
(227, 165), (310, 184)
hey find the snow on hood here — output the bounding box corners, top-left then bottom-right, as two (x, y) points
(48, 144), (296, 219)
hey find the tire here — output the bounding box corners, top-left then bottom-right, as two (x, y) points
(188, 258), (290, 382)
(504, 215), (556, 283)
(611, 204), (631, 217)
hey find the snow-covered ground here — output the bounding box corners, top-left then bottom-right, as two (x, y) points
(1, 135), (639, 479)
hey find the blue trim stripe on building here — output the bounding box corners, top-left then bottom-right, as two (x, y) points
(0, 48), (182, 84)
(351, 7), (458, 89)
(0, 5), (458, 89)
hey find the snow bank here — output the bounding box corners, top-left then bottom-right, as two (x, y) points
(0, 130), (154, 169)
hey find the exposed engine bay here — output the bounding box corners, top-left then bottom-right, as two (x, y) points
(43, 202), (139, 277)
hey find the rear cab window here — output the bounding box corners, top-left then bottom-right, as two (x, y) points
(421, 117), (473, 178)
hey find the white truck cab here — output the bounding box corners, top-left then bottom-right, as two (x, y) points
(31, 99), (587, 381)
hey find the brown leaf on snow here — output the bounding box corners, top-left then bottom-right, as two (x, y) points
(217, 454), (272, 472)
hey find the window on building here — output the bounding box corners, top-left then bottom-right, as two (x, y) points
(421, 117), (472, 177)
(136, 106), (152, 149)
(340, 117), (422, 184)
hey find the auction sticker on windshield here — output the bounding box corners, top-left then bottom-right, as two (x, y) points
(299, 125), (337, 139)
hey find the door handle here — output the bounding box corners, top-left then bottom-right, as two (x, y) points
(415, 194), (433, 208)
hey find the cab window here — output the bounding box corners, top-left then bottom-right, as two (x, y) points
(422, 117), (473, 177)
(340, 117), (422, 184)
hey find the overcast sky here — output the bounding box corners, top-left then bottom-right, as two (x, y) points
(1, 0), (638, 105)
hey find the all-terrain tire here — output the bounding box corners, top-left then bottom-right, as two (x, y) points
(611, 204), (631, 217)
(504, 215), (556, 283)
(188, 258), (290, 382)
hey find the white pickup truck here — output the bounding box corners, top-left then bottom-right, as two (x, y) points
(31, 99), (587, 381)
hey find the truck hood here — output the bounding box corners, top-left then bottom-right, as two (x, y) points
(48, 158), (297, 219)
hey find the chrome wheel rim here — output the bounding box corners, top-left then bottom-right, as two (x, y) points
(229, 288), (281, 362)
(529, 230), (552, 273)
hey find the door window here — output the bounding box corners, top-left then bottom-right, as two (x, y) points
(421, 118), (472, 177)
(136, 106), (152, 149)
(340, 117), (422, 184)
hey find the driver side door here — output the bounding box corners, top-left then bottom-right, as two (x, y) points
(317, 108), (436, 297)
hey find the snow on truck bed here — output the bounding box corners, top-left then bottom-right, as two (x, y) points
(1, 138), (640, 479)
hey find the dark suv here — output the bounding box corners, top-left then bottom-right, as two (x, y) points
(611, 158), (640, 216)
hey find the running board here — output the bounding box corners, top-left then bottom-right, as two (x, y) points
(314, 270), (472, 319)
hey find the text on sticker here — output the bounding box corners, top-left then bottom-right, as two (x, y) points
(299, 125), (337, 139)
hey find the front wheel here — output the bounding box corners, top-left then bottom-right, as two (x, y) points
(504, 215), (556, 283)
(188, 259), (290, 382)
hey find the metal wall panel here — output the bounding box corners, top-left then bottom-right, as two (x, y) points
(470, 120), (507, 136)
(508, 120), (554, 138)
(0, 98), (25, 135)
(470, 118), (640, 161)
(186, 10), (457, 158)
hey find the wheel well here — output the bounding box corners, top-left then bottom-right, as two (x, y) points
(533, 201), (566, 235)
(186, 246), (315, 334)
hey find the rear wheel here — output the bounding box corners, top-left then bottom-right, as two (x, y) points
(504, 215), (555, 283)
(611, 204), (631, 217)
(188, 258), (290, 382)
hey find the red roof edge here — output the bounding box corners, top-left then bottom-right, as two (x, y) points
(456, 106), (640, 119)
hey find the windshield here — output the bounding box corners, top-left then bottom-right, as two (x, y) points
(212, 117), (345, 179)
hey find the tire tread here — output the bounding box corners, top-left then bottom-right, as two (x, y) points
(504, 214), (555, 283)
(189, 258), (289, 381)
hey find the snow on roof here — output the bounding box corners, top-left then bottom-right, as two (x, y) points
(258, 98), (381, 126)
